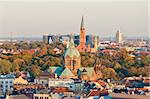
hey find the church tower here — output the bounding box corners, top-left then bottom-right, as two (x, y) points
(80, 15), (86, 46)
(64, 34), (81, 75)
(77, 16), (87, 52)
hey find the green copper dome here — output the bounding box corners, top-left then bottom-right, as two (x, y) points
(64, 35), (80, 58)
(64, 46), (80, 58)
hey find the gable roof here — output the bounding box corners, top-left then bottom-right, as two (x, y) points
(78, 67), (94, 77)
(49, 66), (59, 72)
(50, 66), (64, 76)
(59, 68), (75, 78)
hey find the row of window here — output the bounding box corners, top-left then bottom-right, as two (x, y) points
(35, 96), (49, 99)
(0, 85), (13, 88)
(49, 82), (56, 84)
(0, 81), (13, 84)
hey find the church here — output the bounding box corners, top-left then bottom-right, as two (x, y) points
(76, 16), (98, 53)
(49, 34), (102, 81)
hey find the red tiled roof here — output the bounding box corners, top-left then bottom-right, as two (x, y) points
(7, 95), (28, 99)
(53, 87), (71, 93)
(102, 50), (111, 53)
(136, 88), (148, 91)
(87, 90), (101, 97)
(94, 80), (108, 87)
(21, 49), (39, 55)
(144, 79), (150, 83)
(139, 51), (150, 55)
(36, 72), (55, 79)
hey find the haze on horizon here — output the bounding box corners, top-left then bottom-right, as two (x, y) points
(0, 0), (149, 38)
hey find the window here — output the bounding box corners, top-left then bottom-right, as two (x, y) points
(5, 81), (8, 83)
(70, 60), (72, 66)
(35, 96), (38, 99)
(45, 97), (48, 99)
(5, 85), (8, 88)
(40, 97), (43, 99)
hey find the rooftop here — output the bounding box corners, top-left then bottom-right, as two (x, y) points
(0, 74), (15, 79)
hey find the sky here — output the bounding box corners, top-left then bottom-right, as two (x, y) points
(0, 0), (149, 38)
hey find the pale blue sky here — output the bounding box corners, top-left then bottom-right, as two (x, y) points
(0, 0), (149, 38)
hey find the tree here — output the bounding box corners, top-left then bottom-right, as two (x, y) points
(124, 56), (135, 68)
(53, 57), (61, 66)
(22, 54), (32, 64)
(118, 67), (129, 77)
(81, 53), (95, 67)
(19, 42), (29, 50)
(141, 56), (150, 66)
(12, 61), (20, 72)
(30, 65), (41, 77)
(114, 48), (128, 64)
(114, 62), (121, 70)
(0, 59), (12, 74)
(101, 67), (117, 80)
(37, 45), (47, 56)
(13, 58), (24, 71)
(128, 67), (137, 76)
(136, 67), (148, 76)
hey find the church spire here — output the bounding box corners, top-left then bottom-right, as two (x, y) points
(69, 33), (75, 48)
(81, 15), (84, 29)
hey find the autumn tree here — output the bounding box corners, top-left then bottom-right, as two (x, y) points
(12, 61), (20, 72)
(30, 65), (41, 77)
(0, 59), (12, 74)
(101, 67), (117, 80)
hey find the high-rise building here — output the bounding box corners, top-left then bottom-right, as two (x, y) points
(116, 30), (123, 43)
(43, 34), (49, 44)
(43, 34), (68, 44)
(74, 34), (80, 46)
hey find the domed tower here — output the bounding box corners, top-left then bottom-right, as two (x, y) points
(64, 34), (81, 75)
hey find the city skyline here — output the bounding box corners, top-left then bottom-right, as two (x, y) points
(0, 0), (149, 38)
(0, 1), (150, 98)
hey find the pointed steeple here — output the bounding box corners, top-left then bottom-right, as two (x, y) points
(81, 15), (84, 29)
(69, 33), (75, 48)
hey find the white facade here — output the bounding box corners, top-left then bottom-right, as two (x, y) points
(48, 78), (84, 92)
(34, 94), (51, 99)
(34, 92), (75, 99)
(34, 78), (49, 85)
(0, 74), (15, 95)
(116, 30), (123, 43)
(48, 78), (74, 88)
